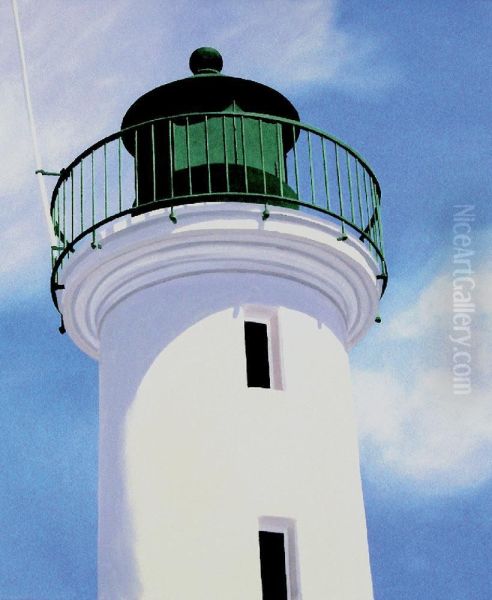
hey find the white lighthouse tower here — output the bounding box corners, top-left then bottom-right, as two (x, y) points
(50, 48), (387, 599)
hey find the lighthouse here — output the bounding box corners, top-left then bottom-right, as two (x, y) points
(50, 47), (387, 599)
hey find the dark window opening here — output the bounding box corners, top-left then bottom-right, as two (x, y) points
(244, 321), (271, 388)
(259, 530), (288, 600)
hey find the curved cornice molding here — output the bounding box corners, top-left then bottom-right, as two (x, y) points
(59, 203), (382, 358)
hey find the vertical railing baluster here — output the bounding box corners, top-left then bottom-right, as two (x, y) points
(51, 197), (57, 263)
(186, 117), (192, 195)
(56, 198), (60, 246)
(52, 197), (57, 245)
(370, 178), (381, 253)
(168, 120), (174, 198)
(168, 120), (177, 222)
(70, 173), (74, 247)
(58, 182), (64, 270)
(222, 116), (230, 192)
(205, 116), (211, 193)
(346, 150), (355, 224)
(104, 144), (108, 219)
(363, 170), (374, 257)
(62, 180), (66, 252)
(134, 129), (139, 207)
(321, 138), (330, 211)
(372, 179), (381, 261)
(51, 197), (57, 269)
(118, 137), (122, 213)
(56, 198), (60, 244)
(373, 181), (385, 274)
(334, 144), (346, 238)
(91, 151), (95, 247)
(355, 160), (363, 230)
(276, 122), (284, 197)
(53, 198), (56, 239)
(307, 130), (315, 205)
(51, 190), (57, 240)
(240, 116), (248, 193)
(151, 123), (156, 203)
(259, 119), (267, 195)
(292, 125), (300, 199)
(232, 114), (239, 165)
(363, 169), (371, 239)
(79, 162), (84, 235)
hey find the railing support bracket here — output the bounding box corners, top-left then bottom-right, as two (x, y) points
(36, 169), (61, 177)
(59, 316), (66, 334)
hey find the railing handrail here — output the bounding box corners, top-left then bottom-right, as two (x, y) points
(50, 112), (381, 214)
(49, 109), (388, 318)
(50, 192), (387, 312)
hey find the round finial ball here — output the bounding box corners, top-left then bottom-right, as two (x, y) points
(189, 47), (223, 74)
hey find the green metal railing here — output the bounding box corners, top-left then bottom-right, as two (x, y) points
(50, 112), (387, 312)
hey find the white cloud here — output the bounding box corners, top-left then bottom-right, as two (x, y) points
(386, 268), (492, 341)
(354, 258), (492, 493)
(355, 369), (492, 491)
(180, 0), (398, 91)
(0, 78), (32, 195)
(0, 0), (134, 299)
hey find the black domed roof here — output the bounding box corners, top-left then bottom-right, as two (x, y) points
(121, 48), (299, 130)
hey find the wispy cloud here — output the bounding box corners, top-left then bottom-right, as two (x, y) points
(354, 256), (492, 493)
(175, 0), (398, 91)
(3, 0), (397, 189)
(1, 0), (134, 296)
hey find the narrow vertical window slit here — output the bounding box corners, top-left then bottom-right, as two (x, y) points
(259, 531), (288, 600)
(244, 321), (271, 389)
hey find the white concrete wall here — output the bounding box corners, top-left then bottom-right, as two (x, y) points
(97, 271), (374, 599)
(59, 203), (380, 599)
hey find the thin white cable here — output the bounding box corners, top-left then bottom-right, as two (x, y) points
(11, 0), (57, 247)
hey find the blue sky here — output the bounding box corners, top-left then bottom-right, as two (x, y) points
(1, 1), (491, 598)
